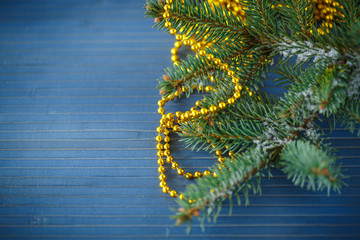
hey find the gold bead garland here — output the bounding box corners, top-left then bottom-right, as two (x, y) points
(156, 0), (256, 200)
(312, 0), (344, 35)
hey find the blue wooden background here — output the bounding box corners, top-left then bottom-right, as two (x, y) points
(0, 0), (359, 239)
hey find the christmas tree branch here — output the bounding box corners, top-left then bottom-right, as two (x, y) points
(338, 98), (360, 136)
(173, 146), (274, 228)
(146, 0), (248, 43)
(280, 140), (344, 194)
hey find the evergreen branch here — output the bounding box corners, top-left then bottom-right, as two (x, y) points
(280, 140), (344, 194)
(180, 115), (261, 153)
(173, 146), (274, 228)
(279, 0), (314, 38)
(241, 0), (280, 44)
(146, 0), (248, 43)
(338, 97), (360, 136)
(159, 54), (216, 97)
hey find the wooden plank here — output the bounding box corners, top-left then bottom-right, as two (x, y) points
(0, 0), (359, 239)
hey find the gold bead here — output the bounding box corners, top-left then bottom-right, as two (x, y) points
(177, 168), (185, 175)
(164, 136), (170, 143)
(163, 129), (170, 135)
(213, 58), (221, 65)
(179, 194), (185, 200)
(156, 126), (163, 133)
(159, 181), (167, 188)
(200, 108), (208, 115)
(164, 21), (172, 28)
(171, 48), (178, 55)
(162, 186), (170, 193)
(184, 111), (190, 119)
(191, 44), (199, 52)
(203, 170), (211, 176)
(218, 156), (225, 163)
(183, 39), (190, 46)
(191, 110), (199, 118)
(156, 143), (163, 150)
(163, 12), (170, 19)
(218, 102), (226, 109)
(169, 28), (177, 35)
(171, 55), (179, 62)
(175, 34), (183, 41)
(155, 135), (163, 142)
(229, 151), (234, 157)
(220, 63), (228, 71)
(158, 107), (165, 115)
(188, 199), (192, 204)
(194, 171), (202, 178)
(213, 172), (218, 178)
(157, 150), (164, 157)
(175, 111), (182, 119)
(166, 0), (173, 3)
(170, 190), (177, 197)
(199, 50), (206, 56)
(158, 166), (166, 173)
(232, 77), (239, 84)
(166, 112), (174, 119)
(164, 4), (171, 11)
(163, 143), (170, 150)
(209, 105), (217, 113)
(227, 97), (235, 105)
(207, 54), (214, 61)
(166, 156), (174, 163)
(227, 70), (235, 77)
(158, 100), (165, 107)
(159, 173), (167, 181)
(171, 161), (179, 169)
(234, 92), (241, 99)
(173, 125), (180, 132)
(215, 150), (222, 156)
(205, 86), (213, 92)
(157, 158), (165, 165)
(174, 41), (182, 48)
(195, 100), (202, 107)
(164, 149), (171, 156)
(185, 172), (193, 179)
(235, 84), (242, 92)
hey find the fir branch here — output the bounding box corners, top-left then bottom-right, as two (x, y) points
(146, 0), (248, 43)
(159, 54), (216, 97)
(279, 0), (314, 39)
(173, 146), (274, 227)
(338, 97), (360, 136)
(280, 140), (344, 194)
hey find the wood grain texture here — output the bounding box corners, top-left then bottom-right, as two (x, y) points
(0, 0), (359, 239)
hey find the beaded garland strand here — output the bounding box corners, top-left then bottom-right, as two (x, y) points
(156, 0), (256, 200)
(156, 0), (339, 200)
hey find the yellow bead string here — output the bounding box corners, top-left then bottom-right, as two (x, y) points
(157, 0), (255, 200)
(272, 0), (344, 36)
(312, 0), (344, 35)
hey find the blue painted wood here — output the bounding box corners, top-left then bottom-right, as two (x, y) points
(0, 0), (359, 239)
